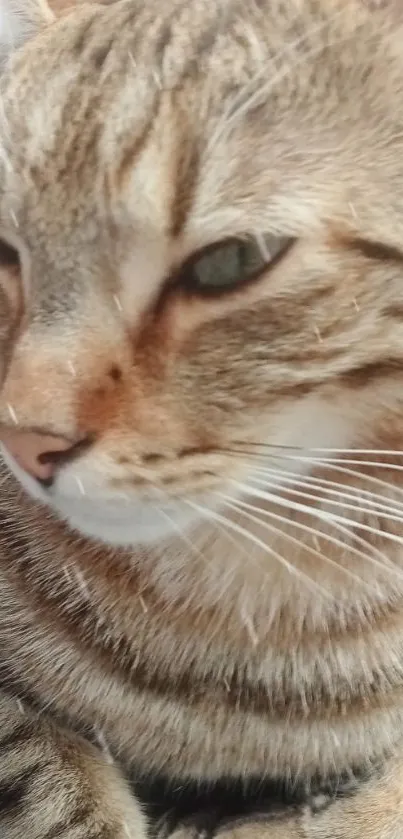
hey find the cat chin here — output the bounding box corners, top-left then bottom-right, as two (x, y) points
(0, 443), (203, 548)
(51, 498), (200, 548)
(53, 505), (196, 548)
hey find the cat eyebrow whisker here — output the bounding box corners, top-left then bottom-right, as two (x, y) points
(254, 232), (271, 262)
(209, 7), (362, 155)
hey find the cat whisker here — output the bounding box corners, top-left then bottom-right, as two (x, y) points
(156, 502), (213, 569)
(220, 494), (403, 593)
(158, 495), (271, 601)
(240, 605), (260, 647)
(247, 473), (403, 525)
(15, 698), (25, 715)
(138, 484), (235, 593)
(67, 360), (76, 377)
(244, 463), (403, 516)
(214, 492), (382, 594)
(113, 294), (123, 313)
(349, 202), (359, 221)
(94, 729), (114, 765)
(284, 456), (403, 471)
(224, 446), (403, 502)
(210, 8), (362, 153)
(9, 208), (18, 228)
(185, 498), (332, 600)
(215, 488), (394, 573)
(231, 443), (403, 456)
(228, 479), (403, 580)
(73, 568), (91, 601)
(75, 476), (86, 497)
(6, 402), (18, 425)
(138, 595), (148, 615)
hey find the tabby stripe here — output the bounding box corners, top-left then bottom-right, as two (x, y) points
(84, 828), (116, 839)
(115, 95), (162, 187)
(350, 237), (403, 264)
(0, 722), (34, 754)
(41, 799), (94, 839)
(0, 761), (43, 814)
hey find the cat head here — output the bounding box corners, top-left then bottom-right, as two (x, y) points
(0, 0), (402, 553)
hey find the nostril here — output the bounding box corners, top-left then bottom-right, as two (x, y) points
(0, 430), (95, 483)
(38, 449), (69, 466)
(37, 434), (95, 468)
(37, 475), (55, 489)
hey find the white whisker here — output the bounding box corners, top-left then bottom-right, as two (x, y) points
(241, 606), (260, 646)
(240, 444), (403, 457)
(229, 479), (403, 581)
(313, 325), (322, 343)
(185, 498), (331, 599)
(75, 477), (86, 497)
(349, 202), (358, 221)
(73, 569), (90, 600)
(214, 493), (376, 592)
(63, 565), (72, 586)
(6, 403), (18, 425)
(248, 473), (403, 526)
(94, 729), (114, 764)
(156, 504), (212, 567)
(217, 489), (390, 571)
(232, 446), (403, 503)
(248, 462), (403, 514)
(113, 294), (123, 313)
(16, 699), (25, 715)
(209, 8), (361, 154)
(139, 595), (148, 614)
(255, 232), (271, 262)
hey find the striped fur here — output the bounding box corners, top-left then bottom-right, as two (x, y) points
(1, 0), (403, 836)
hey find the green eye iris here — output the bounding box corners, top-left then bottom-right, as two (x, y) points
(181, 235), (293, 294)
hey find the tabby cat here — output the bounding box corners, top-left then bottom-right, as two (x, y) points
(1, 0), (403, 836)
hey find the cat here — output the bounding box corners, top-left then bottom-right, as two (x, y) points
(1, 0), (403, 836)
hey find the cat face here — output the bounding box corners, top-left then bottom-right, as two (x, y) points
(0, 0), (402, 549)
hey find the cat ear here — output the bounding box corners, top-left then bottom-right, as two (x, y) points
(0, 0), (54, 67)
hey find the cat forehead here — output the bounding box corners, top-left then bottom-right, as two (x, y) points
(0, 0), (399, 246)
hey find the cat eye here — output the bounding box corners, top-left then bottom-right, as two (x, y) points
(179, 234), (293, 294)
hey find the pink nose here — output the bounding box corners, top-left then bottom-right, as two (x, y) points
(0, 429), (73, 482)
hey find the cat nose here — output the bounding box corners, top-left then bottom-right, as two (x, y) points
(0, 429), (75, 484)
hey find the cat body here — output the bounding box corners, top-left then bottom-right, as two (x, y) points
(0, 1), (403, 836)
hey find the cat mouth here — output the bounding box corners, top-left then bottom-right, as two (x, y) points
(0, 441), (210, 547)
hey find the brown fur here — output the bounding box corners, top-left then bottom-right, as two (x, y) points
(1, 0), (403, 836)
